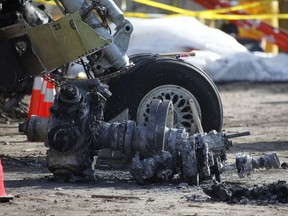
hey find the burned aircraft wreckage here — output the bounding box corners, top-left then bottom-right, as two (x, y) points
(22, 78), (252, 185)
(45, 79), (247, 185)
(17, 0), (280, 184)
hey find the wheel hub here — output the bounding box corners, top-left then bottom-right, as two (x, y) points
(136, 85), (202, 134)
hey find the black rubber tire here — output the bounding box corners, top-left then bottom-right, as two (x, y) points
(105, 54), (223, 132)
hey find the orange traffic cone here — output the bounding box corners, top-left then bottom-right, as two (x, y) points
(28, 76), (43, 118)
(0, 159), (13, 202)
(37, 80), (47, 117)
(38, 82), (55, 118)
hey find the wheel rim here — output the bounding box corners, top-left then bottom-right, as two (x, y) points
(136, 85), (201, 134)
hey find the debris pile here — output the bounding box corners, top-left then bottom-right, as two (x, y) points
(24, 78), (251, 185)
(235, 153), (281, 178)
(281, 162), (288, 169)
(203, 180), (288, 204)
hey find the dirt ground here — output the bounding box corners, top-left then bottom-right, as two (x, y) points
(1, 82), (288, 216)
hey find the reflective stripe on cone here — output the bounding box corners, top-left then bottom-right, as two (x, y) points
(37, 80), (47, 116)
(28, 76), (43, 118)
(38, 82), (55, 118)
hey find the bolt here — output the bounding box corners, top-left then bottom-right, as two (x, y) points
(59, 85), (81, 103)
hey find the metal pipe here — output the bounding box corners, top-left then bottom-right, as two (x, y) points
(58, 0), (130, 71)
(18, 115), (49, 142)
(94, 0), (124, 26)
(236, 153), (280, 178)
(225, 131), (251, 139)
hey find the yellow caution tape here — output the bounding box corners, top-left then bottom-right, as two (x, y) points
(35, 0), (269, 15)
(124, 12), (288, 20)
(124, 12), (157, 18)
(199, 13), (288, 20)
(123, 12), (193, 19)
(133, 0), (270, 16)
(132, 0), (206, 17)
(132, 0), (288, 20)
(33, 0), (57, 6)
(33, 0), (288, 20)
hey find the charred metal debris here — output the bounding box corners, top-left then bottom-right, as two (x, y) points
(202, 180), (288, 204)
(21, 79), (252, 185)
(235, 152), (281, 178)
(15, 0), (280, 185)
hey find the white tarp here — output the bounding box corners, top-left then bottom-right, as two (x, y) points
(127, 16), (288, 82)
